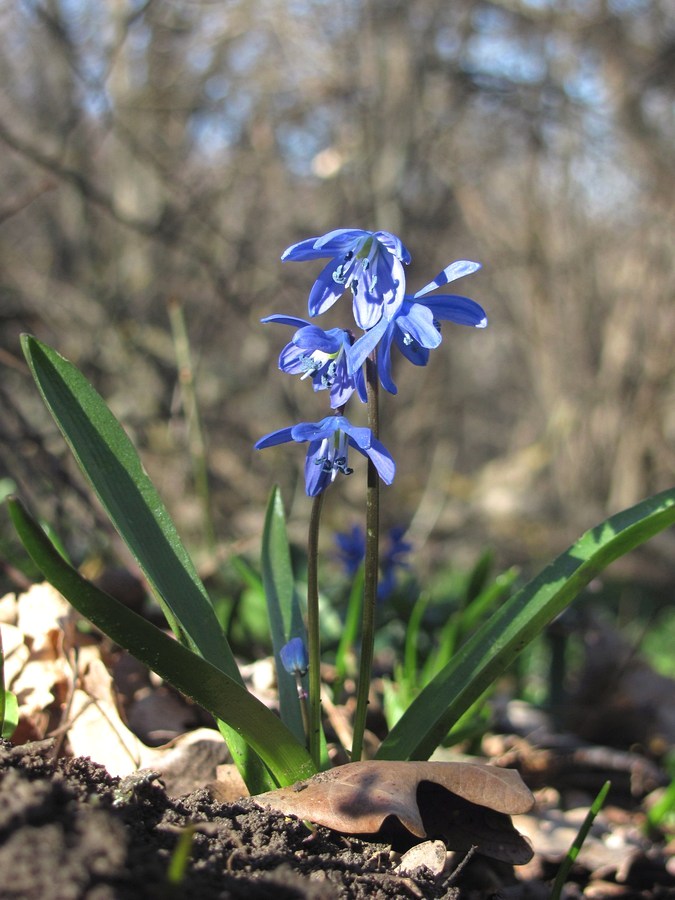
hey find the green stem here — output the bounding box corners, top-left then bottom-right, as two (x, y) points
(351, 356), (380, 761)
(306, 490), (325, 767)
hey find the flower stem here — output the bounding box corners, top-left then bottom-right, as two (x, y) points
(351, 357), (380, 761)
(306, 490), (325, 767)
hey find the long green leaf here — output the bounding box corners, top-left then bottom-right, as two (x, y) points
(21, 335), (228, 666)
(20, 335), (271, 789)
(377, 487), (675, 761)
(261, 487), (306, 742)
(8, 496), (316, 786)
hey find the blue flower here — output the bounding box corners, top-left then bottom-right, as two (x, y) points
(377, 525), (413, 601)
(281, 228), (410, 331)
(334, 523), (412, 601)
(262, 314), (367, 409)
(347, 260), (487, 394)
(255, 415), (395, 496)
(334, 524), (366, 577)
(280, 637), (309, 677)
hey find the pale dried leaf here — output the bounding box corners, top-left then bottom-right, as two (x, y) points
(67, 648), (149, 776)
(0, 623), (30, 685)
(395, 840), (447, 876)
(256, 760), (534, 864)
(0, 592), (18, 624)
(16, 583), (71, 652)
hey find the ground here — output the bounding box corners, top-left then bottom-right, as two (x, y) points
(2, 739), (675, 900)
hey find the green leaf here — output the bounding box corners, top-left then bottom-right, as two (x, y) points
(261, 487), (306, 742)
(21, 335), (228, 664)
(8, 496), (316, 786)
(377, 488), (675, 761)
(19, 335), (272, 790)
(1, 691), (18, 740)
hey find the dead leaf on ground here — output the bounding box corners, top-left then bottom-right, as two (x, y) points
(255, 760), (535, 864)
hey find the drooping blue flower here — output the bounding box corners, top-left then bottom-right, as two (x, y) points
(280, 637), (309, 677)
(347, 260), (487, 394)
(262, 314), (367, 409)
(281, 228), (411, 331)
(255, 415), (395, 496)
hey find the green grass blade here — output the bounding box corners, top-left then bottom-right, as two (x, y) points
(261, 486), (306, 742)
(0, 626), (19, 739)
(20, 335), (233, 672)
(8, 496), (316, 786)
(550, 780), (611, 900)
(334, 564), (365, 695)
(377, 488), (675, 761)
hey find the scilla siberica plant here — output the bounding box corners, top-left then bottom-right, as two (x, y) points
(256, 228), (487, 764)
(8, 225), (675, 793)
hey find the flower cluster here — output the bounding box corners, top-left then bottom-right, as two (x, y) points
(256, 228), (487, 495)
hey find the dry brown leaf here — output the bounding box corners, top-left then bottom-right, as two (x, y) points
(256, 760), (535, 864)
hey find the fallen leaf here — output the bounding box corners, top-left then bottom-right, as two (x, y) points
(255, 760), (534, 863)
(395, 840), (447, 876)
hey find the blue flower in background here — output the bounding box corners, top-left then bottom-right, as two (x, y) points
(262, 314), (367, 409)
(334, 523), (412, 601)
(334, 524), (366, 577)
(347, 260), (487, 393)
(377, 525), (413, 600)
(255, 415), (395, 496)
(281, 228), (411, 331)
(280, 637), (309, 677)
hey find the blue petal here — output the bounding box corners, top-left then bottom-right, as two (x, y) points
(347, 315), (390, 375)
(374, 230), (412, 264)
(255, 426), (296, 449)
(413, 260), (481, 298)
(304, 439), (332, 495)
(313, 228), (369, 251)
(396, 305), (441, 349)
(422, 295), (488, 328)
(278, 342), (308, 374)
(292, 417), (342, 442)
(281, 238), (328, 262)
(293, 325), (342, 353)
(349, 435), (396, 484)
(308, 262), (345, 316)
(394, 329), (430, 367)
(279, 637), (309, 676)
(380, 255), (407, 321)
(339, 420), (375, 450)
(261, 314), (312, 328)
(377, 330), (398, 395)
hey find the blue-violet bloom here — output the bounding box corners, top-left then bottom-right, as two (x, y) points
(280, 637), (309, 677)
(347, 260), (487, 394)
(255, 415), (395, 496)
(262, 314), (366, 408)
(334, 524), (367, 577)
(281, 228), (411, 331)
(334, 523), (412, 601)
(377, 525), (413, 601)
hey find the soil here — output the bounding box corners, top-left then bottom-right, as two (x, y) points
(2, 739), (675, 900)
(0, 739), (476, 900)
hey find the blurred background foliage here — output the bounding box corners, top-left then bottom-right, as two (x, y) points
(0, 0), (674, 586)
